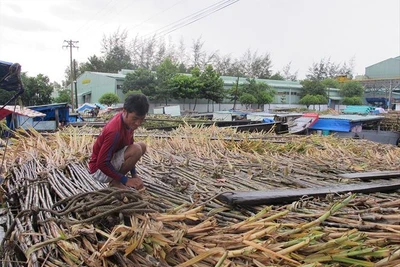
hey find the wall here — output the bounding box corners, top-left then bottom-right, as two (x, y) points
(76, 72), (118, 106)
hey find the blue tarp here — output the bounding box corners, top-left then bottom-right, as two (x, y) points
(262, 118), (275, 123)
(28, 103), (70, 124)
(309, 118), (361, 132)
(77, 103), (106, 113)
(76, 103), (95, 113)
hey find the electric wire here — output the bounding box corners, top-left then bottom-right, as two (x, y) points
(126, 0), (189, 33)
(157, 0), (239, 38)
(75, 0), (119, 33)
(143, 0), (238, 39)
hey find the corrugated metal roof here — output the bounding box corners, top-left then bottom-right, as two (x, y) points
(220, 76), (302, 89)
(89, 71), (125, 79)
(319, 114), (384, 122)
(0, 105), (46, 120)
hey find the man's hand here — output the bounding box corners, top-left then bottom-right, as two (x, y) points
(126, 176), (144, 190)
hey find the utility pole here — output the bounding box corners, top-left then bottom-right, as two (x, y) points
(73, 59), (78, 109)
(63, 40), (79, 111)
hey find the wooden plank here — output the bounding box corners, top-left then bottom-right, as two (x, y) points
(339, 171), (400, 180)
(217, 180), (400, 206)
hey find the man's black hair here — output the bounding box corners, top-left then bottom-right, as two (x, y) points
(124, 94), (149, 116)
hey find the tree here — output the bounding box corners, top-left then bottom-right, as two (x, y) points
(53, 89), (71, 104)
(321, 78), (340, 89)
(155, 58), (178, 105)
(270, 72), (284, 80)
(101, 29), (134, 72)
(299, 94), (318, 109)
(99, 93), (120, 106)
(79, 55), (106, 73)
(189, 67), (202, 111)
(307, 58), (354, 81)
(227, 76), (240, 110)
(281, 62), (298, 81)
(123, 68), (156, 98)
(239, 93), (257, 109)
(340, 80), (364, 97)
(299, 94), (327, 110)
(20, 73), (54, 106)
(198, 65), (225, 112)
(0, 90), (14, 105)
(315, 94), (328, 110)
(342, 96), (363, 105)
(300, 79), (327, 98)
(240, 49), (272, 79)
(169, 74), (199, 102)
(239, 78), (275, 109)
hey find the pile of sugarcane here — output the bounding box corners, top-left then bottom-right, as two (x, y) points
(381, 112), (400, 132)
(0, 126), (400, 266)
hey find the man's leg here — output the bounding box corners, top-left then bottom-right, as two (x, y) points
(119, 142), (146, 174)
(109, 142), (146, 189)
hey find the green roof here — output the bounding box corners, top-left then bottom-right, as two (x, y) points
(220, 76), (302, 89)
(90, 71), (125, 80)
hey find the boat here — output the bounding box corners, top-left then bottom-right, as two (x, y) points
(288, 113), (319, 134)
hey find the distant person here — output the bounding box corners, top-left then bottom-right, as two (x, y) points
(93, 105), (100, 117)
(88, 94), (149, 190)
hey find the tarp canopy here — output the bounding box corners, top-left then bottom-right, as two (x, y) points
(76, 103), (96, 113)
(309, 118), (354, 132)
(0, 105), (46, 120)
(76, 103), (106, 113)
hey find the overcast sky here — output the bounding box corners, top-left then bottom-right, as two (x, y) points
(0, 0), (399, 84)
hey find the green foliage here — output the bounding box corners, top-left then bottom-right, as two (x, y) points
(98, 93), (120, 106)
(306, 58), (354, 81)
(155, 58), (178, 105)
(239, 78), (275, 109)
(321, 78), (340, 89)
(0, 90), (15, 105)
(342, 96), (363, 105)
(227, 77), (240, 109)
(20, 73), (54, 106)
(199, 65), (225, 104)
(169, 74), (199, 100)
(79, 55), (106, 73)
(74, 30), (133, 80)
(53, 89), (71, 104)
(340, 81), (364, 97)
(239, 93), (257, 109)
(123, 68), (156, 96)
(270, 72), (284, 80)
(300, 79), (327, 98)
(299, 94), (327, 109)
(125, 90), (143, 97)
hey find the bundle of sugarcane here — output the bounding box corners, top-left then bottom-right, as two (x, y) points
(381, 112), (400, 132)
(1, 125), (400, 266)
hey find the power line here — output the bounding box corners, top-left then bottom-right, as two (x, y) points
(126, 0), (189, 33)
(158, 0), (239, 38)
(129, 0), (240, 56)
(63, 40), (79, 111)
(143, 0), (239, 39)
(74, 0), (119, 35)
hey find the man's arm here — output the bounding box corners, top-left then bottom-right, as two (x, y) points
(96, 130), (127, 183)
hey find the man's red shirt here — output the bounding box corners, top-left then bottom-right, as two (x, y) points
(88, 112), (134, 182)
